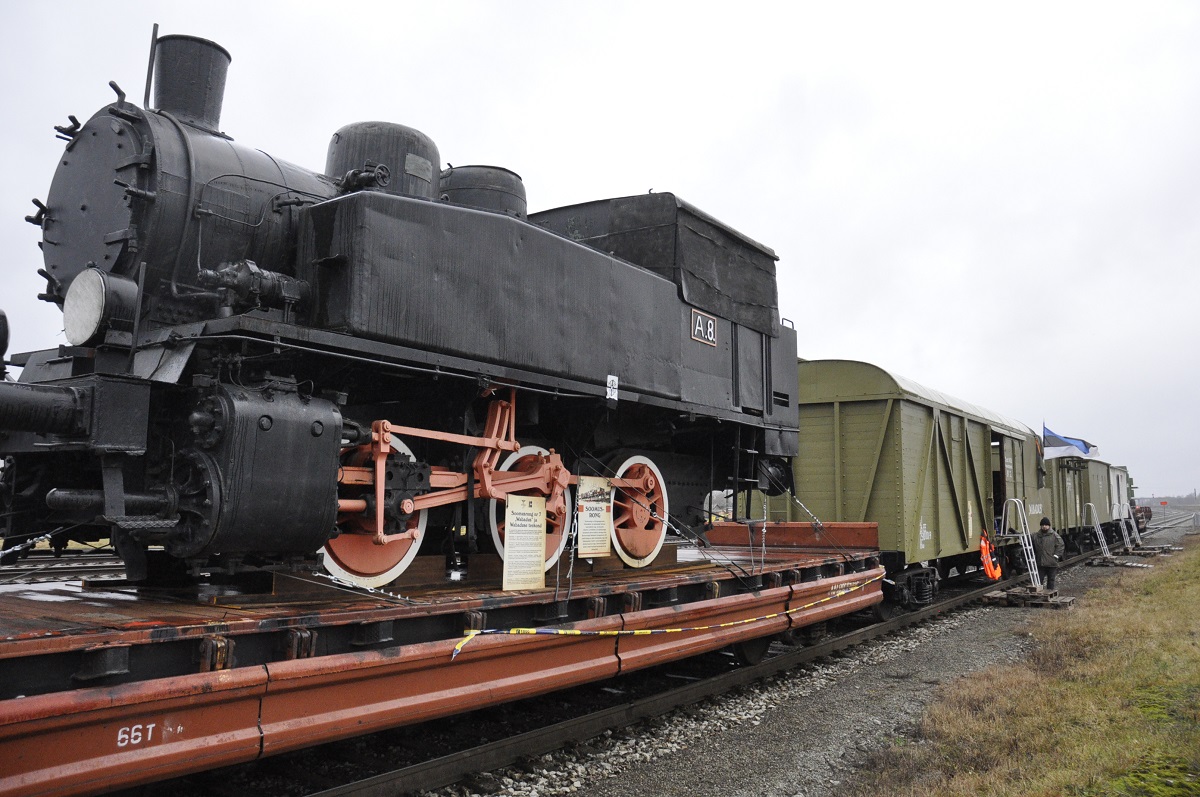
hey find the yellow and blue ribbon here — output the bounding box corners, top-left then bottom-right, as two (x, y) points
(451, 572), (883, 659)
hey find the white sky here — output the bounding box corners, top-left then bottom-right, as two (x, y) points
(2, 1), (1197, 497)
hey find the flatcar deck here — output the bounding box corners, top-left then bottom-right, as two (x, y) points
(0, 522), (881, 797)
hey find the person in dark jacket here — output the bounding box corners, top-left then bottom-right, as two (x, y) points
(1032, 517), (1065, 591)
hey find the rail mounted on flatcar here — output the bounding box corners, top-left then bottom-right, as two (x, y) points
(0, 32), (800, 587)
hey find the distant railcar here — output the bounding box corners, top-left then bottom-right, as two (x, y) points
(1045, 457), (1138, 551)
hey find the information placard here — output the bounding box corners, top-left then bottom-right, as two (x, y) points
(576, 476), (613, 558)
(502, 495), (547, 591)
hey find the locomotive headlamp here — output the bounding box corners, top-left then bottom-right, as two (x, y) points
(62, 269), (139, 346)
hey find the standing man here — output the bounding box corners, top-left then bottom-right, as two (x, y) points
(1032, 517), (1065, 591)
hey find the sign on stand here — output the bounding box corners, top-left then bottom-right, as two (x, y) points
(576, 476), (613, 558)
(502, 495), (547, 591)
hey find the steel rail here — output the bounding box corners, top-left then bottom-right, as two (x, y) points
(0, 553), (120, 568)
(0, 554), (125, 584)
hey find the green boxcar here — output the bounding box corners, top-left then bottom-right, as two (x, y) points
(769, 360), (1043, 606)
(1044, 457), (1130, 550)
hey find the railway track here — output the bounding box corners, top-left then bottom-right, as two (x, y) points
(0, 549), (125, 584)
(1147, 509), (1198, 532)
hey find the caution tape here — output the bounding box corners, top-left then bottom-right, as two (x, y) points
(451, 571), (884, 660)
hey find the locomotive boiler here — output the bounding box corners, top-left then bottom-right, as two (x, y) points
(0, 32), (800, 587)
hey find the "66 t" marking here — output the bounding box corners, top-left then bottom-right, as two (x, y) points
(116, 723), (156, 748)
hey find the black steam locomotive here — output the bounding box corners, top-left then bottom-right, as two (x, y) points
(0, 33), (799, 587)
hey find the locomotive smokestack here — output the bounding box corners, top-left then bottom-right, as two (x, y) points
(151, 34), (231, 133)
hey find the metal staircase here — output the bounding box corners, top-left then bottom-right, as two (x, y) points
(1116, 503), (1144, 547)
(999, 498), (1040, 590)
(1083, 502), (1113, 558)
(1110, 502), (1135, 550)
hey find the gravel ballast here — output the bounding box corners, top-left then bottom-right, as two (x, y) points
(426, 525), (1193, 797)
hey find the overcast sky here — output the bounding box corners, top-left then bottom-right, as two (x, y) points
(2, 1), (1197, 498)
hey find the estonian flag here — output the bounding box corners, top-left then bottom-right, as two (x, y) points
(1043, 426), (1097, 460)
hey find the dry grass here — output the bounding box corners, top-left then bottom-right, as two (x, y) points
(843, 537), (1200, 797)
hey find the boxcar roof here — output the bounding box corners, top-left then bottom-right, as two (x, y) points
(797, 359), (1034, 438)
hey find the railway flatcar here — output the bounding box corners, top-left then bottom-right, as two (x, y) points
(0, 31), (799, 588)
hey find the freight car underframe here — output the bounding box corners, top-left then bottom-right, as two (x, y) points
(1, 313), (799, 585)
(0, 522), (882, 797)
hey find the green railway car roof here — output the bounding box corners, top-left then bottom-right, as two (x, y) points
(797, 359), (1034, 439)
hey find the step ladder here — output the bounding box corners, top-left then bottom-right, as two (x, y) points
(1110, 502), (1137, 549)
(1109, 502), (1133, 550)
(730, 427), (769, 572)
(1000, 498), (1041, 590)
(1118, 503), (1144, 547)
(731, 426), (764, 523)
(1083, 502), (1113, 558)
